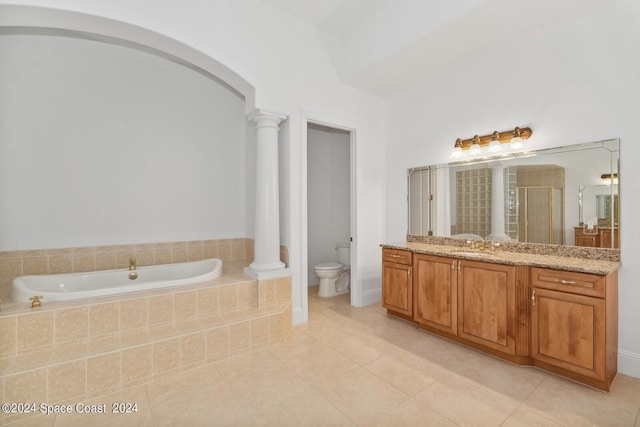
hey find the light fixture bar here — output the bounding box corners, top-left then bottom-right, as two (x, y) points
(453, 127), (532, 151)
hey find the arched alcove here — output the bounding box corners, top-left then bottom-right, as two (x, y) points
(0, 5), (257, 251)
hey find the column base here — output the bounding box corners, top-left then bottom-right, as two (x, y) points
(244, 266), (291, 280)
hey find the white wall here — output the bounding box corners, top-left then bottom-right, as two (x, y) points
(385, 0), (640, 377)
(0, 34), (246, 250)
(307, 125), (350, 285)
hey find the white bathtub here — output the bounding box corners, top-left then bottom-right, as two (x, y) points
(11, 258), (223, 302)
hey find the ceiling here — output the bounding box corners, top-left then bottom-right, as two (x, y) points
(260, 0), (620, 97)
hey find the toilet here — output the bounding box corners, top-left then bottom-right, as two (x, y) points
(314, 242), (350, 298)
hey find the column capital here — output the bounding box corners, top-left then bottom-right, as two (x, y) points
(247, 108), (287, 127)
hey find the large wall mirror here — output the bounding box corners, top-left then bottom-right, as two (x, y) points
(408, 139), (620, 248)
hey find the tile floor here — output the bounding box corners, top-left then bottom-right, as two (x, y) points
(10, 287), (640, 426)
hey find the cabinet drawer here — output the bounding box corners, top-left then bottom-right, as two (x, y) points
(531, 267), (605, 298)
(382, 248), (412, 265)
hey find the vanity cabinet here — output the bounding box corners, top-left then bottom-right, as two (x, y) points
(457, 260), (517, 355)
(530, 267), (618, 391)
(380, 245), (618, 390)
(413, 254), (457, 335)
(381, 248), (413, 317)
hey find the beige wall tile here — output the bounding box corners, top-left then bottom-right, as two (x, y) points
(94, 247), (116, 271)
(231, 240), (245, 261)
(122, 345), (152, 386)
(269, 313), (284, 343)
(219, 285), (238, 312)
(89, 302), (120, 337)
(17, 311), (54, 352)
(258, 280), (276, 307)
(72, 248), (95, 273)
(5, 368), (47, 403)
(275, 277), (291, 302)
(48, 359), (86, 403)
(49, 253), (72, 274)
(238, 282), (257, 309)
(206, 326), (229, 360)
(153, 244), (172, 265)
(120, 299), (148, 330)
(171, 242), (188, 263)
(181, 332), (205, 369)
(218, 242), (232, 261)
(203, 241), (218, 259)
(135, 250), (154, 267)
(188, 241), (204, 261)
(174, 291), (197, 321)
(0, 257), (22, 287)
(0, 315), (16, 357)
(251, 317), (269, 348)
(87, 352), (121, 396)
(153, 338), (181, 376)
(197, 287), (219, 317)
(22, 256), (48, 275)
(148, 294), (174, 326)
(55, 307), (88, 344)
(229, 321), (250, 354)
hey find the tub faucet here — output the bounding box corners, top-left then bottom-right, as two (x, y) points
(129, 257), (138, 280)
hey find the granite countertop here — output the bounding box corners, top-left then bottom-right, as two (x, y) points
(382, 242), (620, 275)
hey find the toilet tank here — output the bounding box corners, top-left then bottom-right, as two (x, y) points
(336, 242), (351, 266)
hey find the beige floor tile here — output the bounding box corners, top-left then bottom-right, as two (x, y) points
(146, 369), (250, 426)
(522, 375), (639, 427)
(635, 409), (640, 427)
(326, 333), (390, 366)
(271, 340), (359, 387)
(52, 385), (153, 427)
(414, 373), (520, 427)
(364, 397), (458, 427)
(229, 387), (356, 427)
(500, 405), (568, 427)
(314, 367), (411, 425)
(226, 367), (315, 410)
(213, 348), (289, 379)
(363, 355), (437, 396)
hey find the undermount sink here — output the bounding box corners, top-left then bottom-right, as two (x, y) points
(451, 250), (494, 257)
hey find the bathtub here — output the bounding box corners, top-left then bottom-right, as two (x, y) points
(11, 258), (223, 303)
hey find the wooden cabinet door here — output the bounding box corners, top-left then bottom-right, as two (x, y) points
(531, 287), (605, 381)
(457, 260), (516, 354)
(382, 261), (412, 316)
(413, 254), (457, 335)
(599, 228), (619, 248)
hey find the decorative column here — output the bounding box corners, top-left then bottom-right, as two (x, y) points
(245, 110), (287, 278)
(489, 163), (509, 241)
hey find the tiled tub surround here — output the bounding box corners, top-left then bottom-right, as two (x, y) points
(0, 260), (292, 425)
(0, 238), (255, 302)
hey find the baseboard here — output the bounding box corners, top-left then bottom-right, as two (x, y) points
(360, 288), (381, 307)
(618, 349), (640, 379)
(292, 306), (304, 325)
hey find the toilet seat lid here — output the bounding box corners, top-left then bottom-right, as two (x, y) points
(315, 262), (342, 270)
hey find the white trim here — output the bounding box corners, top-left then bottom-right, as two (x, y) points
(618, 349), (640, 379)
(301, 112), (360, 323)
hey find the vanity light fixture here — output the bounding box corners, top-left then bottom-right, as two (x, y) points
(488, 131), (502, 153)
(510, 127), (525, 150)
(600, 173), (619, 185)
(450, 139), (464, 159)
(449, 126), (533, 160)
(469, 135), (482, 156)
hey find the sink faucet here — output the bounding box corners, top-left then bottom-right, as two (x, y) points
(129, 257), (138, 280)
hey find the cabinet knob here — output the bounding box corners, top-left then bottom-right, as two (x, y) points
(531, 289), (536, 306)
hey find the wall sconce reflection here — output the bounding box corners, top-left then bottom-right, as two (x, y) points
(600, 173), (619, 185)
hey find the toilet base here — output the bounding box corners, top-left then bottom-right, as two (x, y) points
(317, 277), (349, 298)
